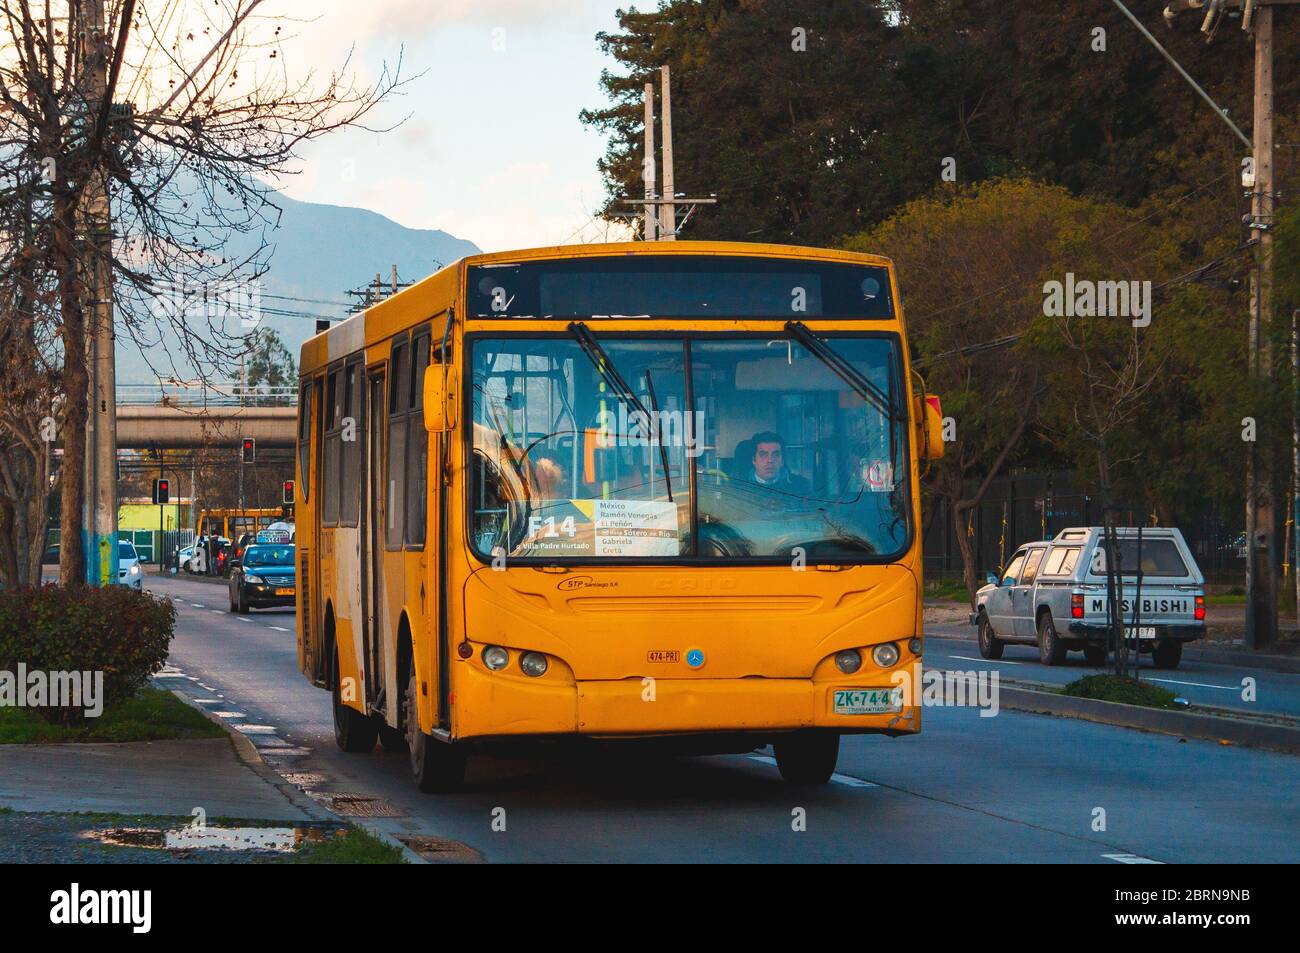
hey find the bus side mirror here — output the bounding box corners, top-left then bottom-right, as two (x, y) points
(423, 367), (458, 433)
(915, 394), (945, 461)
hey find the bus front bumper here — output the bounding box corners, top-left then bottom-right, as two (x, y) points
(452, 663), (921, 741)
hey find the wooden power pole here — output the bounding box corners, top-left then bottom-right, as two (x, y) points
(1246, 2), (1277, 649)
(84, 0), (119, 586)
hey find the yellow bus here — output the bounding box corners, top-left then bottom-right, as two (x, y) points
(296, 241), (943, 791)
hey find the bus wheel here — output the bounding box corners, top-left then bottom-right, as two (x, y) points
(332, 645), (377, 753)
(1083, 643), (1107, 666)
(1037, 614), (1067, 666)
(977, 613), (1004, 660)
(404, 668), (466, 793)
(773, 731), (839, 786)
(378, 721), (407, 753)
(1152, 640), (1183, 670)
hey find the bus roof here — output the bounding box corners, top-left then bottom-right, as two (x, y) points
(300, 240), (897, 376)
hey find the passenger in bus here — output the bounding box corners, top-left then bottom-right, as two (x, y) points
(746, 431), (810, 497)
(529, 451), (571, 501)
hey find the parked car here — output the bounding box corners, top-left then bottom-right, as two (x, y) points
(228, 543), (296, 613)
(972, 527), (1205, 669)
(116, 539), (143, 590)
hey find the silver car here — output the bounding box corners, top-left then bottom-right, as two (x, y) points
(971, 527), (1205, 669)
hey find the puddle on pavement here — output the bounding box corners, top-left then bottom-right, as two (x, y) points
(398, 835), (483, 863)
(86, 824), (342, 853)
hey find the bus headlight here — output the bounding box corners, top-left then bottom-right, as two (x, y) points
(520, 652), (548, 677)
(872, 643), (900, 668)
(834, 649), (862, 674)
(245, 574), (264, 585)
(482, 646), (510, 671)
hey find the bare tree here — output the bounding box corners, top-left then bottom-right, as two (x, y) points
(0, 0), (411, 584)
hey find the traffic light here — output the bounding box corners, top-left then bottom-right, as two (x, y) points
(152, 478), (170, 505)
(241, 437), (256, 463)
(282, 480), (295, 505)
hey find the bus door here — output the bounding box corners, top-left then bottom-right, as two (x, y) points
(365, 369), (386, 711)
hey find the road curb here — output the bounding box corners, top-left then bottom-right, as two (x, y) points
(167, 686), (427, 864)
(998, 684), (1300, 755)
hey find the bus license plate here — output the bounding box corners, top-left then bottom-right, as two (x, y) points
(275, 588), (294, 596)
(833, 688), (902, 715)
(1125, 627), (1157, 639)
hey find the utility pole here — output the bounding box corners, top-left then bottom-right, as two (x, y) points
(1148, 0), (1291, 649)
(1246, 1), (1277, 649)
(618, 68), (716, 238)
(83, 0), (118, 586)
(643, 82), (658, 241)
(659, 66), (676, 240)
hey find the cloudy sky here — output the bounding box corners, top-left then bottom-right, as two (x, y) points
(259, 0), (634, 252)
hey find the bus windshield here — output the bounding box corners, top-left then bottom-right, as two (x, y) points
(468, 333), (909, 562)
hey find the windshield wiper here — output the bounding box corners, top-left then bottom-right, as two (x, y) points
(567, 321), (673, 501)
(784, 321), (900, 422)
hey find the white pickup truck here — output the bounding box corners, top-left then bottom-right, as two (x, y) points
(972, 526), (1206, 669)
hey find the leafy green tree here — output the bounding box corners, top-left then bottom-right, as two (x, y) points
(582, 0), (928, 246)
(244, 328), (297, 405)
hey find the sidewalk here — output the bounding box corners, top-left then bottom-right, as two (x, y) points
(0, 737), (309, 819)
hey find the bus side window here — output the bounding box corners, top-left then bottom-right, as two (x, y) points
(386, 338), (409, 548)
(406, 331), (431, 547)
(323, 364), (343, 526)
(340, 361), (363, 526)
(298, 380), (312, 502)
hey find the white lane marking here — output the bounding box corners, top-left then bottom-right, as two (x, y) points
(197, 683), (216, 691)
(236, 617), (252, 623)
(210, 610), (224, 614)
(268, 626), (291, 632)
(212, 711), (246, 719)
(190, 603), (205, 608)
(747, 755), (877, 788)
(234, 724), (279, 735)
(1146, 677), (1236, 691)
(1103, 853), (1163, 865)
(947, 654), (1023, 666)
(192, 698), (222, 704)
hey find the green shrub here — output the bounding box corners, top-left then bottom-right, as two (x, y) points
(1063, 674), (1179, 710)
(0, 585), (174, 725)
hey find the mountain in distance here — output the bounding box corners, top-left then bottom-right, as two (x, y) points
(116, 191), (481, 386)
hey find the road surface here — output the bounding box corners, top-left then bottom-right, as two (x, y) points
(152, 574), (1300, 863)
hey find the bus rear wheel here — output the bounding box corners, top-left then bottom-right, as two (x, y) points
(332, 644), (378, 753)
(404, 668), (466, 793)
(773, 731), (839, 785)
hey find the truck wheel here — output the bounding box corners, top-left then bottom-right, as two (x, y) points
(404, 667), (466, 792)
(332, 644), (378, 753)
(773, 731), (839, 785)
(1152, 640), (1183, 670)
(1037, 614), (1067, 666)
(1083, 643), (1107, 666)
(977, 613), (1004, 660)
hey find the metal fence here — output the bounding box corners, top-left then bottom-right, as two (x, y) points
(922, 469), (1248, 585)
(117, 383), (295, 407)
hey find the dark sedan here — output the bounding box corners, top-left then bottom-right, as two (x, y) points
(228, 544), (296, 613)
